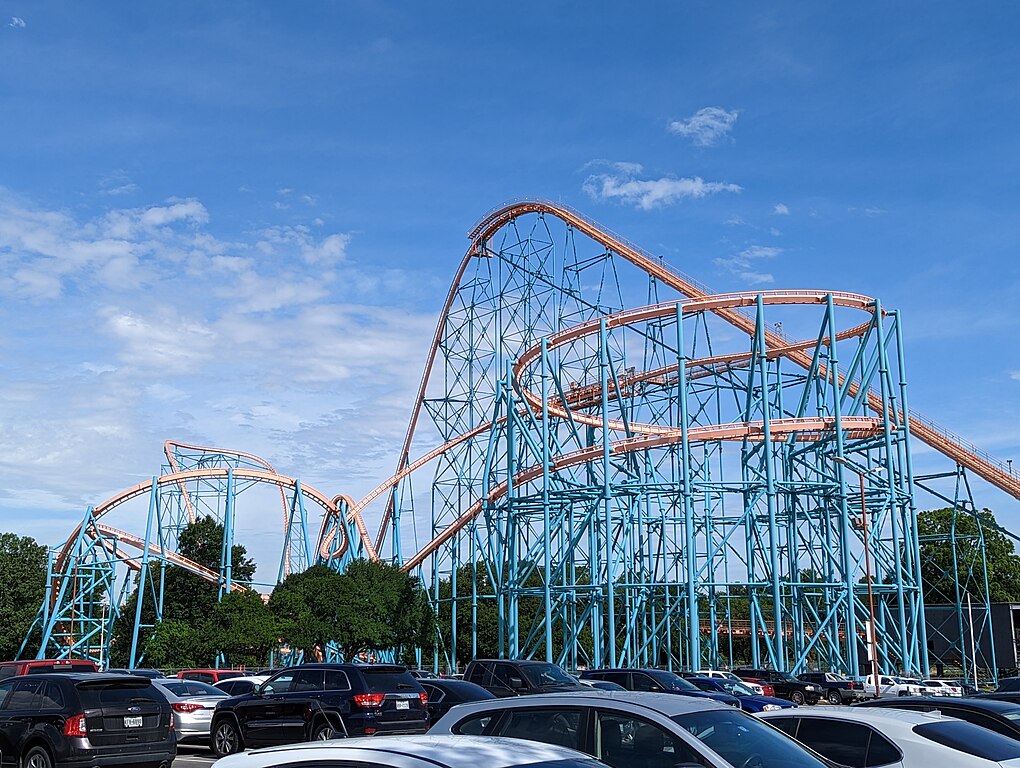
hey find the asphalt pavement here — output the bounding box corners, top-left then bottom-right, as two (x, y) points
(174, 745), (218, 766)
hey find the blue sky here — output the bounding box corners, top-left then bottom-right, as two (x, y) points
(2, 3), (1019, 574)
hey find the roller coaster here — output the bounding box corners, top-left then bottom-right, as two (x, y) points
(24, 200), (1020, 679)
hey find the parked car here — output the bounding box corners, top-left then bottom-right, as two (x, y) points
(924, 679), (964, 697)
(693, 669), (768, 696)
(410, 669), (441, 679)
(733, 667), (822, 705)
(856, 696), (1020, 741)
(152, 677), (227, 745)
(798, 672), (870, 704)
(419, 678), (496, 722)
(762, 705), (1020, 767)
(579, 668), (740, 707)
(214, 675), (269, 697)
(0, 659), (98, 680)
(176, 668), (246, 684)
(104, 668), (165, 679)
(0, 671), (175, 768)
(863, 673), (928, 697)
(580, 679), (627, 692)
(463, 659), (587, 697)
(210, 663), (428, 757)
(430, 690), (833, 767)
(685, 676), (796, 713)
(212, 734), (613, 768)
(903, 677), (943, 696)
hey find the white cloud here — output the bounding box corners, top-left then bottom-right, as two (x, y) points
(583, 162), (741, 210)
(668, 107), (739, 147)
(715, 244), (783, 285)
(774, 203), (790, 215)
(8, 16), (25, 28)
(1011, 371), (1020, 382)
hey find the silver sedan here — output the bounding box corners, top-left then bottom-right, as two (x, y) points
(152, 678), (227, 745)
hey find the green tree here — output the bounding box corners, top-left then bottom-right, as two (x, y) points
(109, 515), (258, 666)
(209, 589), (277, 668)
(0, 533), (48, 659)
(142, 619), (208, 669)
(918, 507), (1020, 605)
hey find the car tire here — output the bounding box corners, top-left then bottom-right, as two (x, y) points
(23, 746), (53, 768)
(313, 719), (344, 740)
(827, 689), (842, 705)
(212, 718), (244, 757)
(790, 690), (806, 705)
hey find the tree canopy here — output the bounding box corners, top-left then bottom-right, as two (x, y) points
(0, 532), (48, 659)
(918, 507), (1020, 605)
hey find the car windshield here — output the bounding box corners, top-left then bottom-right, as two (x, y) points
(776, 672), (799, 682)
(650, 671), (700, 691)
(716, 680), (755, 696)
(672, 709), (829, 768)
(723, 672), (747, 684)
(521, 663), (577, 688)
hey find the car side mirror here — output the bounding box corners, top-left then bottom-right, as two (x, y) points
(510, 677), (524, 689)
(650, 685), (662, 691)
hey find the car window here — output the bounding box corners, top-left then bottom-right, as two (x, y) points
(602, 672), (629, 687)
(866, 730), (901, 767)
(77, 682), (156, 707)
(914, 720), (1020, 762)
(421, 683), (444, 703)
(39, 682), (65, 710)
(467, 663), (488, 685)
(184, 681), (223, 696)
(596, 710), (708, 768)
(518, 663), (577, 689)
(880, 677), (893, 685)
(360, 669), (421, 694)
(324, 670), (351, 691)
(632, 673), (660, 692)
(453, 712), (494, 735)
(940, 708), (1016, 738)
(182, 672), (214, 683)
(6, 680), (43, 710)
(491, 708), (583, 751)
(0, 681), (14, 709)
(294, 668), (325, 692)
(673, 709), (830, 768)
(492, 663), (523, 690)
(216, 681), (239, 695)
(263, 670), (297, 694)
(999, 678), (1020, 692)
(766, 716), (799, 737)
(793, 718), (873, 767)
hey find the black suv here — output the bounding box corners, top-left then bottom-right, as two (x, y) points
(734, 667), (821, 705)
(210, 663), (428, 757)
(0, 672), (175, 768)
(463, 659), (587, 697)
(580, 668), (740, 707)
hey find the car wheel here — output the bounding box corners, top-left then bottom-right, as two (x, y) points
(23, 747), (53, 768)
(827, 689), (842, 705)
(313, 720), (343, 740)
(790, 690), (806, 705)
(212, 718), (244, 757)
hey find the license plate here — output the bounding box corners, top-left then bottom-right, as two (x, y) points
(124, 716), (143, 728)
(396, 700), (410, 710)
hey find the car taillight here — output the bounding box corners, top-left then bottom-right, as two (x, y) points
(172, 702), (204, 713)
(419, 692), (428, 706)
(63, 714), (87, 737)
(353, 693), (386, 708)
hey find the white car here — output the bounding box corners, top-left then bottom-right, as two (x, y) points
(211, 734), (610, 768)
(903, 677), (943, 696)
(213, 674), (269, 696)
(696, 669), (767, 696)
(761, 706), (1020, 767)
(864, 673), (927, 697)
(924, 679), (964, 697)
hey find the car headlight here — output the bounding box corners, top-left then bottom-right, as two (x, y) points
(806, 685), (817, 691)
(762, 704), (782, 711)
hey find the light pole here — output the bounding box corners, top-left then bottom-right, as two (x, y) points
(834, 456), (881, 699)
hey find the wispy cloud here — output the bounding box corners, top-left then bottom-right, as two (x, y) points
(98, 170), (138, 197)
(1010, 371), (1020, 382)
(668, 107), (739, 147)
(8, 16), (26, 28)
(714, 244), (782, 285)
(774, 203), (790, 215)
(583, 162), (741, 210)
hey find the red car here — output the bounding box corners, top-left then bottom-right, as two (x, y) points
(0, 658), (97, 680)
(177, 668), (246, 684)
(737, 675), (776, 697)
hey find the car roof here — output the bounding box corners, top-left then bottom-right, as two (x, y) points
(867, 696), (1020, 714)
(764, 705), (960, 729)
(214, 675), (267, 683)
(441, 690), (729, 716)
(219, 734), (602, 767)
(3, 672), (138, 683)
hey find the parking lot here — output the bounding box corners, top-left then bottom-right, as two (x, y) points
(174, 746), (217, 767)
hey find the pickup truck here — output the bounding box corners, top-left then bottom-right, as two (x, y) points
(799, 672), (872, 704)
(863, 673), (927, 697)
(733, 667), (821, 705)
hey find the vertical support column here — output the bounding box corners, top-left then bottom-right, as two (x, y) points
(599, 317), (617, 668)
(220, 468), (235, 598)
(674, 304), (699, 668)
(541, 337), (554, 661)
(129, 478), (159, 669)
